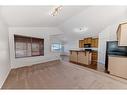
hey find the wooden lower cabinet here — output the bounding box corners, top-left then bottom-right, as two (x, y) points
(91, 51), (98, 64)
(77, 51), (91, 65)
(69, 50), (98, 65)
(70, 50), (98, 65)
(108, 56), (127, 79)
(70, 50), (93, 65)
(69, 51), (78, 63)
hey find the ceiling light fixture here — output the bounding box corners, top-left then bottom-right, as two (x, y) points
(74, 26), (88, 33)
(50, 6), (63, 16)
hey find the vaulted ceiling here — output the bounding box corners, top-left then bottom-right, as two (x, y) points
(58, 6), (127, 40)
(1, 6), (87, 27)
(1, 6), (127, 41)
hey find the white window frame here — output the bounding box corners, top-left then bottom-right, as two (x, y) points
(51, 43), (62, 52)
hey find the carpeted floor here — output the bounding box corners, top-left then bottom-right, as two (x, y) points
(2, 60), (127, 89)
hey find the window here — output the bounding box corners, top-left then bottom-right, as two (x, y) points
(51, 43), (62, 52)
(14, 35), (44, 58)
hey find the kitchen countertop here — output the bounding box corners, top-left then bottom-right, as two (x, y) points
(109, 55), (127, 58)
(70, 48), (98, 52)
(70, 50), (97, 52)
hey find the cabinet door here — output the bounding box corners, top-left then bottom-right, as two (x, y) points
(79, 40), (82, 48)
(70, 51), (78, 62)
(117, 23), (127, 46)
(94, 38), (98, 48)
(79, 40), (84, 48)
(117, 25), (121, 42)
(92, 52), (98, 63)
(108, 56), (127, 79)
(91, 38), (98, 47)
(84, 38), (87, 44)
(87, 37), (92, 44)
(78, 52), (90, 65)
(92, 39), (95, 47)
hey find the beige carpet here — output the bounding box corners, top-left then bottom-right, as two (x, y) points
(2, 60), (127, 89)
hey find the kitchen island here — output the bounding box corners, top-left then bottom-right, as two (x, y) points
(69, 50), (92, 65)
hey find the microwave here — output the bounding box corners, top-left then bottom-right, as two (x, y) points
(84, 44), (91, 48)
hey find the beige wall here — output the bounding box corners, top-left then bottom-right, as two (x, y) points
(9, 27), (62, 68)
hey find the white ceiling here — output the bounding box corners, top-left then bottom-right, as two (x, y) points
(1, 6), (127, 42)
(58, 6), (127, 40)
(1, 6), (87, 27)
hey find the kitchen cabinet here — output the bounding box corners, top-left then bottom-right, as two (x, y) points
(87, 37), (92, 44)
(69, 51), (78, 63)
(94, 38), (98, 48)
(91, 51), (98, 64)
(108, 55), (127, 79)
(84, 37), (92, 44)
(77, 51), (91, 65)
(91, 39), (95, 47)
(79, 37), (98, 48)
(117, 23), (127, 46)
(69, 50), (92, 65)
(79, 40), (84, 48)
(84, 38), (87, 44)
(92, 38), (98, 48)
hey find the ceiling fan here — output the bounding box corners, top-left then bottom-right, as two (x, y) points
(50, 6), (63, 16)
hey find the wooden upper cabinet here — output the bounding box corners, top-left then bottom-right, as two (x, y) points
(91, 38), (98, 48)
(91, 39), (95, 47)
(117, 23), (127, 46)
(79, 37), (98, 48)
(79, 40), (82, 48)
(84, 38), (87, 44)
(79, 40), (84, 48)
(87, 37), (92, 44)
(94, 38), (98, 48)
